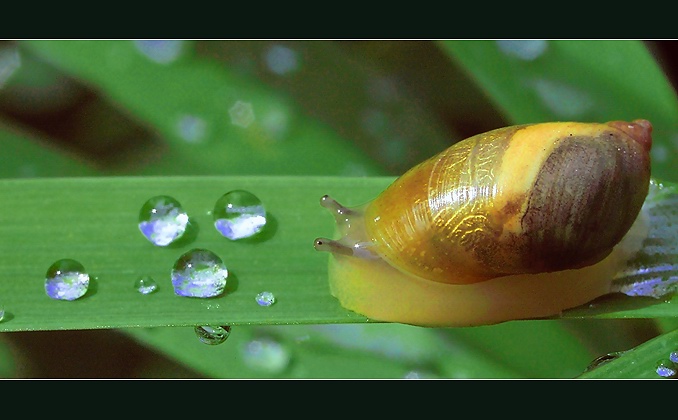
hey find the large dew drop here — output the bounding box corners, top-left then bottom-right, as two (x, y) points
(138, 195), (189, 247)
(45, 259), (90, 301)
(171, 249), (228, 298)
(213, 190), (267, 240)
(194, 325), (232, 345)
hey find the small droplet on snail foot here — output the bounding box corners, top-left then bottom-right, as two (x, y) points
(194, 325), (231, 345)
(134, 275), (158, 295)
(656, 359), (678, 378)
(45, 259), (90, 301)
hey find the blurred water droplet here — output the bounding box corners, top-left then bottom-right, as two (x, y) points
(138, 195), (189, 247)
(45, 259), (90, 301)
(255, 291), (276, 307)
(213, 190), (266, 240)
(403, 369), (438, 379)
(261, 107), (290, 140)
(651, 144), (669, 163)
(0, 45), (21, 88)
(229, 100), (255, 128)
(0, 303), (5, 322)
(177, 114), (207, 143)
(530, 78), (593, 118)
(264, 44), (299, 75)
(670, 351), (678, 364)
(171, 249), (228, 298)
(241, 336), (290, 374)
(496, 40), (548, 60)
(133, 40), (184, 64)
(656, 359), (677, 378)
(195, 325), (231, 345)
(134, 275), (158, 294)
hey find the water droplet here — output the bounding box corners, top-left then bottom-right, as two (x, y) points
(194, 325), (231, 345)
(656, 359), (677, 378)
(177, 114), (207, 143)
(670, 351), (678, 364)
(241, 336), (290, 374)
(134, 275), (158, 295)
(264, 44), (299, 75)
(229, 100), (255, 128)
(0, 303), (5, 322)
(0, 45), (21, 88)
(496, 40), (548, 60)
(255, 291), (276, 307)
(138, 195), (189, 247)
(171, 249), (228, 298)
(133, 40), (184, 64)
(45, 259), (90, 301)
(213, 190), (266, 240)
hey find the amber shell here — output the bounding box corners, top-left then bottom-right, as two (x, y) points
(363, 121), (652, 285)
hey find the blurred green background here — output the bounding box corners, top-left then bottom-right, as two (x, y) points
(0, 40), (676, 378)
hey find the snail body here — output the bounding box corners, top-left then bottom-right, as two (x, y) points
(314, 120), (653, 327)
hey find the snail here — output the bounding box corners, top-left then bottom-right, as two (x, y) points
(314, 119), (653, 327)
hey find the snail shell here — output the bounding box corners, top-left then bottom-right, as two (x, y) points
(314, 120), (653, 327)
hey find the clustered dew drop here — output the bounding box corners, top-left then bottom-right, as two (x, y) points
(194, 325), (232, 345)
(45, 258), (90, 301)
(171, 249), (228, 298)
(134, 275), (158, 295)
(138, 195), (189, 247)
(213, 190), (267, 240)
(255, 291), (276, 307)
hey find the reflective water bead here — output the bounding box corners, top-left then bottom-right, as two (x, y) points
(45, 259), (90, 301)
(656, 359), (678, 378)
(213, 190), (266, 240)
(0, 302), (5, 322)
(171, 249), (228, 298)
(134, 275), (158, 295)
(256, 291), (276, 307)
(195, 325), (231, 345)
(138, 195), (189, 247)
(670, 351), (678, 364)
